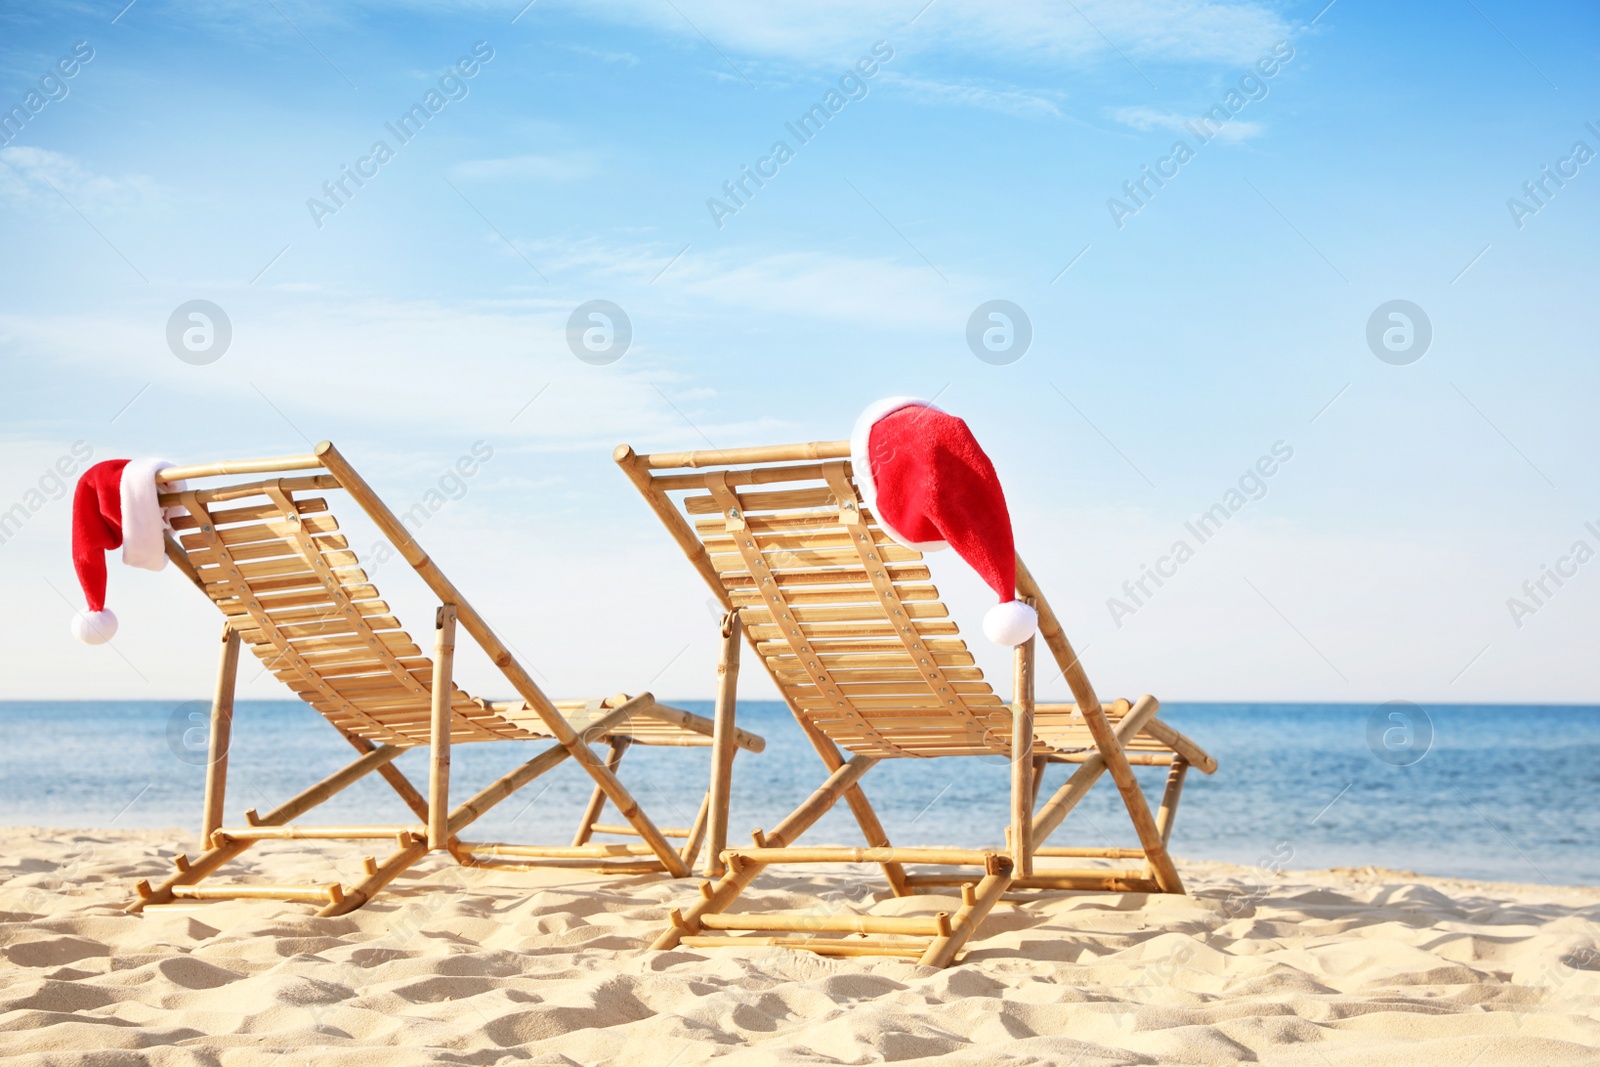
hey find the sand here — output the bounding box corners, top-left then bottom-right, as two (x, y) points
(2, 828), (1599, 1065)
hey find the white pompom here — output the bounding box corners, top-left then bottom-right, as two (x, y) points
(72, 609), (118, 645)
(983, 599), (1038, 646)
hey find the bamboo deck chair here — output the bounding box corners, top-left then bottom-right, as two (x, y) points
(615, 439), (1215, 966)
(125, 442), (763, 918)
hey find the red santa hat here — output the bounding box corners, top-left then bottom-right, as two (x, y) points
(850, 398), (1039, 646)
(70, 458), (182, 644)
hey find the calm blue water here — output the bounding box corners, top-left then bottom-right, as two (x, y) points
(2, 701), (1596, 885)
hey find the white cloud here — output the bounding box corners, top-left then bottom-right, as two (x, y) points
(447, 153), (596, 182)
(507, 236), (972, 328)
(1110, 105), (1263, 142)
(560, 0), (1290, 67)
(564, 43), (641, 66)
(879, 73), (1064, 119)
(0, 237), (970, 444)
(0, 147), (161, 210)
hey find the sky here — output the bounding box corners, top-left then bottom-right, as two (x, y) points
(0, 0), (1596, 707)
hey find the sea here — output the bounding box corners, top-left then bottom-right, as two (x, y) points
(2, 701), (1596, 886)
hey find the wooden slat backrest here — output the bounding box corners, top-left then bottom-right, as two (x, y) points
(170, 478), (541, 747)
(632, 453), (1012, 758)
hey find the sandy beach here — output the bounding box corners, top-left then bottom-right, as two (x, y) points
(2, 829), (1598, 1065)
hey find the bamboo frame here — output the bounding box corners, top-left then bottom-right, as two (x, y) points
(200, 623), (241, 848)
(573, 740), (630, 846)
(616, 444), (910, 893)
(130, 743), (405, 912)
(728, 847), (996, 866)
(589, 819), (689, 838)
(317, 442), (687, 878)
(328, 695), (666, 915)
(131, 443), (768, 914)
(635, 442), (851, 470)
(1147, 758), (1189, 880)
(693, 912), (949, 936)
(170, 884), (344, 904)
(620, 437), (1217, 967)
(651, 755), (878, 952)
(705, 610), (742, 876)
(154, 452), (326, 483)
(1016, 557), (1184, 895)
(428, 604), (457, 850)
(1010, 619), (1036, 877)
(678, 792), (712, 868)
(1031, 695), (1163, 844)
(214, 825), (419, 841)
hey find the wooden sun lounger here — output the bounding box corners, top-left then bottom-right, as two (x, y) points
(125, 442), (763, 917)
(615, 439), (1216, 966)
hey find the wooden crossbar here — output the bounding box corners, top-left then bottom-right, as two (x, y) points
(694, 912), (949, 936)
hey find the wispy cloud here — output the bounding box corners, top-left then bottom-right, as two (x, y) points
(506, 236), (975, 327)
(880, 73), (1063, 119)
(1110, 105), (1263, 142)
(0, 147), (161, 209)
(565, 43), (640, 66)
(447, 153), (596, 182)
(571, 0), (1290, 67)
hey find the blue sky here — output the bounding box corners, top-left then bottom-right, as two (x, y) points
(1, 0), (1596, 705)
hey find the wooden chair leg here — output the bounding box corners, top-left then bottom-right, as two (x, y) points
(1146, 759), (1189, 879)
(1017, 558), (1183, 894)
(1030, 755), (1049, 810)
(679, 789), (713, 869)
(572, 739), (630, 846)
(705, 610), (742, 877)
(1030, 695), (1163, 850)
(654, 755), (877, 950)
(129, 743), (406, 912)
(200, 624), (242, 851)
(918, 863), (1016, 968)
(320, 835), (429, 917)
(1010, 623), (1036, 876)
(428, 605), (457, 851)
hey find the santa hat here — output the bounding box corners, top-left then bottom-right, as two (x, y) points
(850, 398), (1039, 646)
(70, 458), (182, 644)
